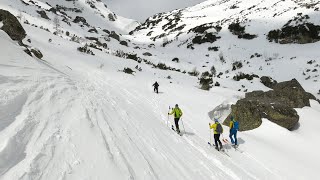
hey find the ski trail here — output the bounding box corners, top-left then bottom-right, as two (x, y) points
(0, 46), (282, 179)
(75, 70), (272, 180)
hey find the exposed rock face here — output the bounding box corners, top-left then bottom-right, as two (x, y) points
(73, 16), (89, 26)
(31, 48), (43, 59)
(268, 23), (320, 44)
(36, 10), (50, 20)
(143, 52), (152, 56)
(267, 14), (320, 44)
(0, 9), (26, 41)
(109, 31), (120, 41)
(223, 79), (316, 131)
(119, 40), (128, 46)
(192, 33), (221, 44)
(260, 76), (278, 88)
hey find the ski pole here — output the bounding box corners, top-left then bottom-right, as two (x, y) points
(167, 106), (170, 127)
(180, 117), (186, 134)
(208, 124), (212, 145)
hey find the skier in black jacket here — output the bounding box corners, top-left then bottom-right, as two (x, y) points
(152, 81), (159, 93)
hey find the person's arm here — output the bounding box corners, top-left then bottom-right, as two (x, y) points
(209, 123), (215, 129)
(168, 109), (174, 115)
(179, 109), (183, 117)
(229, 121), (233, 129)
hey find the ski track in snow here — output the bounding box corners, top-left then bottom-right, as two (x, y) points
(0, 55), (286, 179)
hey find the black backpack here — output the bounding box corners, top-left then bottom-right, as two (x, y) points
(216, 123), (223, 134)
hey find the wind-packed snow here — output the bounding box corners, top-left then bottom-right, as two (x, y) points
(105, 0), (206, 22)
(1, 0), (320, 179)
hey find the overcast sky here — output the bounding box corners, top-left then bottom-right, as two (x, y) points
(105, 0), (206, 22)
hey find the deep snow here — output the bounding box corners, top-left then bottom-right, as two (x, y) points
(1, 0), (320, 180)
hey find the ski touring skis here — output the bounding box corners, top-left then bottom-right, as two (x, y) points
(232, 145), (244, 153)
(208, 142), (230, 157)
(172, 125), (182, 136)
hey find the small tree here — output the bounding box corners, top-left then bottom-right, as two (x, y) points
(199, 71), (213, 90)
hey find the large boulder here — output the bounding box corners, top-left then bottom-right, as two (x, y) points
(223, 79), (316, 131)
(0, 9), (26, 41)
(260, 76), (277, 88)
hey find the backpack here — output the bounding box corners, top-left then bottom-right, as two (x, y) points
(233, 121), (239, 130)
(216, 123), (223, 134)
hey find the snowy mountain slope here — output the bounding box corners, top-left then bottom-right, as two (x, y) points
(0, 31), (269, 180)
(2, 24), (320, 179)
(1, 0), (320, 179)
(0, 0), (138, 34)
(132, 0), (320, 41)
(105, 0), (207, 22)
(128, 0), (320, 97)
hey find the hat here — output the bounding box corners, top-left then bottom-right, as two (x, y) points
(230, 116), (234, 120)
(175, 104), (178, 107)
(214, 118), (219, 122)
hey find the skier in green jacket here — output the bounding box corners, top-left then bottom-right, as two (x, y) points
(168, 104), (183, 133)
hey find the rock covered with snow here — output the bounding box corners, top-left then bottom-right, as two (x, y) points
(224, 79), (316, 131)
(0, 9), (26, 41)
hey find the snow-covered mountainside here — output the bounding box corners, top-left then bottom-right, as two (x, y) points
(0, 0), (139, 34)
(1, 0), (320, 179)
(105, 0), (206, 22)
(130, 0), (320, 97)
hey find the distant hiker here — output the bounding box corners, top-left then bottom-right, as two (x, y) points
(209, 119), (223, 151)
(229, 116), (239, 147)
(152, 81), (159, 93)
(168, 104), (183, 133)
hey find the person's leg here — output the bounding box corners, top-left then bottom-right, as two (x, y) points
(217, 134), (223, 149)
(234, 130), (238, 145)
(214, 134), (219, 150)
(230, 130), (236, 144)
(156, 87), (158, 93)
(174, 118), (180, 133)
(229, 131), (235, 144)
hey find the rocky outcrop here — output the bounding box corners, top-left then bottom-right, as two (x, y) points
(109, 31), (120, 41)
(0, 9), (26, 41)
(224, 79), (316, 131)
(260, 76), (278, 88)
(228, 22), (257, 40)
(73, 16), (89, 27)
(267, 14), (320, 44)
(31, 48), (43, 59)
(36, 10), (50, 20)
(191, 33), (221, 45)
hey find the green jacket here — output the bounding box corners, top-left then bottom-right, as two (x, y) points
(210, 122), (223, 134)
(169, 108), (183, 118)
